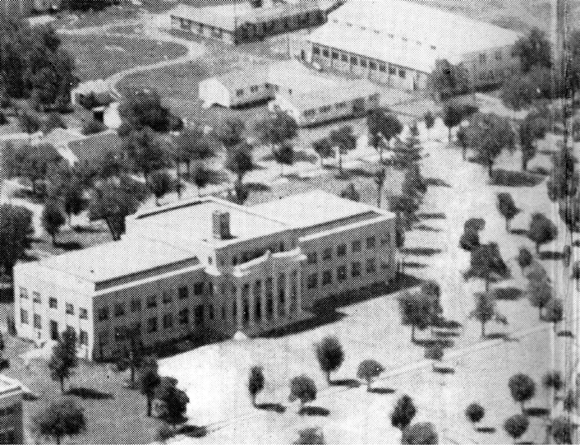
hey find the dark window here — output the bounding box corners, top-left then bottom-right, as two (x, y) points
(381, 232), (391, 245)
(323, 247), (332, 260)
(307, 273), (318, 289)
(49, 298), (57, 309)
(337, 244), (347, 257)
(131, 298), (141, 312)
(389, 66), (396, 75)
(194, 282), (204, 295)
(337, 266), (347, 282)
(307, 252), (317, 264)
(66, 303), (74, 315)
(163, 291), (172, 304)
(366, 258), (376, 273)
(350, 55), (357, 65)
(79, 308), (88, 320)
(379, 64), (386, 72)
(352, 240), (361, 252)
(322, 49), (329, 57)
(331, 51), (339, 59)
(163, 313), (173, 329)
(179, 286), (189, 300)
(33, 292), (41, 303)
(97, 307), (109, 321)
(341, 53), (348, 62)
(20, 309), (28, 324)
(114, 303), (125, 317)
(147, 295), (157, 309)
(399, 69), (406, 78)
(369, 61), (377, 70)
(80, 330), (88, 345)
(179, 308), (189, 325)
(352, 261), (361, 277)
(367, 236), (376, 249)
(147, 317), (158, 333)
(33, 314), (41, 329)
(322, 270), (332, 285)
(19, 288), (28, 299)
(360, 58), (367, 68)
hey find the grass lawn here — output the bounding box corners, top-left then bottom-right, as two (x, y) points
(62, 35), (187, 81)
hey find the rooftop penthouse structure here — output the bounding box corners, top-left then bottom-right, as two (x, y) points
(14, 190), (397, 360)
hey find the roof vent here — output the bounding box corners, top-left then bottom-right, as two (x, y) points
(212, 210), (231, 240)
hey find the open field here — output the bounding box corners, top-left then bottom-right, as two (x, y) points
(62, 35), (187, 81)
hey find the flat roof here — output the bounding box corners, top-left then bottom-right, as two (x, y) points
(252, 189), (394, 229)
(68, 131), (122, 165)
(307, 0), (522, 73)
(31, 236), (199, 284)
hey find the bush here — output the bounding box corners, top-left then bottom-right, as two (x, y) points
(82, 119), (107, 135)
(517, 247), (533, 270)
(402, 422), (438, 444)
(43, 113), (67, 133)
(19, 111), (41, 134)
(156, 424), (174, 443)
(490, 169), (543, 187)
(503, 414), (529, 441)
(459, 229), (480, 251)
(465, 403), (485, 424)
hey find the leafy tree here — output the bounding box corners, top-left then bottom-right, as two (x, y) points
(374, 168), (386, 208)
(508, 373), (536, 412)
(315, 336), (344, 384)
(48, 329), (78, 393)
(171, 128), (215, 196)
(148, 170), (173, 206)
(18, 111), (42, 134)
(218, 119), (245, 148)
(139, 356), (161, 417)
(559, 198), (580, 247)
(442, 103), (463, 142)
(188, 164), (213, 195)
(456, 126), (469, 160)
(82, 119), (107, 135)
(528, 213), (558, 254)
(402, 164), (427, 205)
(289, 375), (317, 411)
(232, 180), (249, 205)
(248, 366), (264, 407)
(398, 291), (436, 342)
(519, 113), (549, 171)
(542, 371), (564, 404)
(429, 59), (469, 100)
(225, 142), (253, 184)
(294, 427), (325, 445)
(256, 111), (297, 151)
(572, 262), (580, 291)
(527, 278), (552, 319)
(118, 89), (180, 133)
(465, 403), (485, 429)
(367, 110), (402, 162)
(517, 247), (533, 271)
(47, 166), (85, 225)
(272, 143), (294, 175)
(504, 414), (529, 443)
(329, 125), (357, 173)
(122, 128), (168, 179)
(390, 195), (419, 230)
(563, 390), (577, 413)
(465, 243), (510, 291)
(391, 395), (416, 430)
(424, 111), (435, 136)
(4, 142), (61, 196)
(32, 399), (86, 445)
(401, 422), (438, 445)
(115, 326), (143, 387)
(155, 377), (189, 430)
(512, 27), (552, 73)
(464, 218), (486, 233)
(340, 183), (360, 202)
(550, 416), (573, 445)
(43, 113), (67, 133)
(501, 75), (537, 112)
(312, 138), (333, 167)
(357, 359), (384, 391)
(42, 200), (65, 245)
(459, 229), (480, 252)
(424, 343), (444, 370)
(469, 292), (508, 337)
(0, 204), (34, 276)
(544, 298), (564, 331)
(497, 193), (520, 232)
(468, 113), (515, 177)
(547, 148), (578, 202)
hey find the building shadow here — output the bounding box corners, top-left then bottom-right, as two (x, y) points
(401, 247), (442, 256)
(256, 402), (286, 413)
(403, 261), (428, 269)
(67, 386), (114, 400)
(368, 387), (395, 395)
(414, 224), (442, 233)
(299, 406), (330, 417)
(476, 426), (496, 434)
(245, 182), (272, 192)
(177, 424), (208, 438)
(425, 177), (451, 188)
(417, 212), (446, 220)
(539, 251), (564, 261)
(525, 407), (550, 417)
(492, 287), (524, 301)
(330, 378), (361, 388)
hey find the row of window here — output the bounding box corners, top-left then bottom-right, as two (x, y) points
(0, 405), (16, 417)
(312, 46), (407, 78)
(20, 311), (89, 345)
(0, 429), (16, 445)
(236, 84), (262, 97)
(306, 235), (388, 265)
(225, 242), (287, 267)
(477, 67), (516, 82)
(478, 49), (515, 65)
(306, 258), (388, 289)
(20, 289), (88, 319)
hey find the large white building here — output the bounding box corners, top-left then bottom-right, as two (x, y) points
(14, 190), (397, 360)
(305, 0), (523, 91)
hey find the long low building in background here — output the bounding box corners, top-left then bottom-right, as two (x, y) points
(14, 190), (397, 360)
(304, 0), (522, 91)
(0, 0), (59, 17)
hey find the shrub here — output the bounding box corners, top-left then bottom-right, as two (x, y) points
(517, 247), (533, 270)
(82, 119), (107, 135)
(459, 229), (480, 251)
(401, 422), (438, 444)
(289, 375), (316, 410)
(294, 427), (325, 445)
(508, 373), (535, 412)
(490, 169), (543, 187)
(391, 395), (416, 430)
(465, 403), (485, 425)
(357, 359), (384, 391)
(503, 414), (529, 441)
(315, 336), (344, 384)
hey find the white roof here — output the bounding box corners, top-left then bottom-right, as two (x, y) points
(307, 0), (522, 73)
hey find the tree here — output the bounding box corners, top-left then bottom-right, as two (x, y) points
(429, 59), (469, 100)
(82, 119), (107, 135)
(497, 193), (520, 232)
(442, 103), (463, 142)
(289, 375), (316, 411)
(256, 111), (298, 152)
(18, 111), (41, 134)
(340, 183), (360, 202)
(312, 138), (333, 167)
(455, 126), (469, 160)
(329, 125), (357, 173)
(401, 422), (438, 445)
(572, 262), (580, 291)
(542, 371), (564, 405)
(563, 390), (577, 413)
(367, 110), (402, 162)
(465, 243), (510, 291)
(47, 164), (86, 225)
(0, 204), (34, 276)
(528, 213), (558, 254)
(48, 329), (78, 393)
(547, 148), (578, 202)
(517, 247), (533, 271)
(272, 143), (294, 175)
(294, 427), (325, 445)
(121, 128), (168, 179)
(356, 359), (384, 391)
(424, 343), (444, 370)
(315, 336), (344, 384)
(527, 278), (552, 319)
(459, 229), (480, 252)
(115, 326), (143, 387)
(139, 357), (161, 417)
(248, 366), (264, 407)
(519, 113), (549, 171)
(508, 373), (536, 412)
(148, 170), (173, 206)
(42, 200), (65, 245)
(468, 113), (515, 177)
(398, 292), (436, 342)
(504, 414), (529, 443)
(32, 399), (86, 445)
(374, 168), (386, 208)
(465, 403), (485, 430)
(424, 111), (435, 135)
(544, 298), (564, 331)
(469, 292), (508, 337)
(501, 75), (536, 112)
(171, 128), (215, 196)
(391, 395), (416, 430)
(44, 112), (67, 133)
(225, 142), (253, 184)
(218, 119), (245, 148)
(118, 89), (180, 133)
(559, 198), (580, 247)
(512, 27), (552, 73)
(155, 377), (189, 430)
(550, 416), (573, 444)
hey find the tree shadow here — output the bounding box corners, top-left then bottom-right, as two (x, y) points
(417, 212), (446, 220)
(433, 330), (460, 338)
(415, 338), (454, 348)
(245, 182), (271, 192)
(432, 318), (463, 330)
(285, 173), (310, 182)
(401, 247), (442, 256)
(55, 241), (83, 251)
(177, 424), (208, 438)
(68, 386), (114, 400)
(330, 379), (361, 388)
(425, 177), (451, 188)
(539, 251), (564, 260)
(414, 224), (442, 233)
(476, 427), (496, 434)
(368, 387), (395, 395)
(256, 403), (286, 413)
(525, 407), (550, 417)
(510, 228), (528, 236)
(72, 225), (105, 233)
(493, 287), (524, 301)
(485, 333), (518, 342)
(433, 366), (455, 374)
(557, 330), (574, 338)
(299, 406), (330, 417)
(489, 169), (544, 187)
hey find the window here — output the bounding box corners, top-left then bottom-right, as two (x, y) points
(307, 252), (317, 264)
(479, 53), (487, 64)
(352, 240), (361, 252)
(98, 331), (108, 346)
(33, 314), (41, 329)
(66, 303), (74, 315)
(163, 291), (172, 304)
(20, 309), (28, 324)
(179, 286), (188, 300)
(366, 258), (376, 274)
(194, 282), (204, 295)
(381, 232), (391, 245)
(163, 313), (173, 329)
(304, 109), (316, 117)
(79, 308), (88, 320)
(114, 303), (125, 317)
(398, 69), (406, 78)
(360, 58), (367, 68)
(381, 261), (390, 270)
(0, 429), (15, 444)
(337, 266), (347, 282)
(236, 89), (244, 97)
(114, 327), (125, 341)
(336, 102), (347, 109)
(389, 66), (396, 75)
(495, 50), (502, 60)
(366, 236), (376, 249)
(33, 292), (41, 303)
(80, 330), (88, 345)
(147, 295), (157, 309)
(179, 308), (189, 325)
(312, 45), (320, 55)
(307, 273), (318, 289)
(341, 53), (348, 62)
(19, 288), (28, 299)
(97, 307), (109, 321)
(350, 55), (357, 65)
(250, 85), (259, 93)
(49, 297), (57, 309)
(352, 261), (361, 277)
(131, 298), (141, 312)
(323, 247), (332, 260)
(147, 317), (158, 333)
(331, 51), (339, 60)
(195, 305), (204, 325)
(369, 61), (377, 70)
(379, 63), (386, 72)
(322, 270), (332, 285)
(337, 244), (346, 257)
(322, 49), (329, 57)
(319, 105), (331, 113)
(209, 304), (214, 320)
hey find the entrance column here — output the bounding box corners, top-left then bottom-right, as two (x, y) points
(259, 279), (267, 326)
(285, 270), (291, 317)
(236, 283), (243, 331)
(272, 271), (279, 321)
